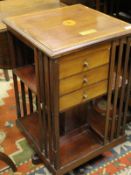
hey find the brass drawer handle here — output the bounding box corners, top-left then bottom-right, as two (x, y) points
(83, 61), (89, 69)
(83, 77), (88, 85)
(83, 94), (88, 100)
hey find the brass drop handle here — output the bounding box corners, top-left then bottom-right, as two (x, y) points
(83, 60), (89, 69)
(83, 93), (88, 100)
(83, 77), (88, 85)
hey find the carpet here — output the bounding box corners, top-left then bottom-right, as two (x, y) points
(0, 70), (131, 175)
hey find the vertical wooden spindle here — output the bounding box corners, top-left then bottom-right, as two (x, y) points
(117, 38), (131, 137)
(13, 73), (21, 118)
(110, 39), (124, 141)
(42, 55), (53, 164)
(28, 88), (33, 114)
(104, 41), (117, 144)
(20, 81), (27, 116)
(35, 96), (38, 111)
(122, 38), (131, 134)
(38, 51), (48, 157)
(34, 48), (47, 153)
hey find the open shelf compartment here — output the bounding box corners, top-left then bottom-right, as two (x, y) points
(87, 99), (119, 140)
(16, 112), (41, 149)
(87, 106), (107, 139)
(16, 109), (103, 167)
(60, 127), (102, 166)
(13, 65), (37, 94)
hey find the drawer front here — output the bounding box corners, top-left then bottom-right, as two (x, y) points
(59, 43), (110, 79)
(60, 64), (109, 96)
(60, 80), (108, 111)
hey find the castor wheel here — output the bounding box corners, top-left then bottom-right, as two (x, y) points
(31, 153), (43, 165)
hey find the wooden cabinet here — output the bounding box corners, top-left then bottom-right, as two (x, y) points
(4, 4), (131, 175)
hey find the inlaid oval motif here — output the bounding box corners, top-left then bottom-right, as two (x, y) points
(63, 20), (76, 26)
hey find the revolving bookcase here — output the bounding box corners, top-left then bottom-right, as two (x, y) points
(4, 4), (131, 175)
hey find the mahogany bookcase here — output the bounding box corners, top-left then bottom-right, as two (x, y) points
(4, 4), (131, 175)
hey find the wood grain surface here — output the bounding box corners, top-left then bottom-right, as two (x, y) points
(3, 4), (131, 57)
(0, 0), (62, 31)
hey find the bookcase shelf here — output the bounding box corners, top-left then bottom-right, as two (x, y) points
(88, 106), (115, 139)
(16, 110), (102, 167)
(16, 112), (41, 149)
(14, 65), (36, 94)
(60, 127), (102, 166)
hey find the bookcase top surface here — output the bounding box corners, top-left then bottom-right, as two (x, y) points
(0, 0), (61, 31)
(4, 4), (131, 58)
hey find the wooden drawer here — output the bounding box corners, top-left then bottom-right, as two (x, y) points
(60, 80), (108, 111)
(59, 43), (110, 79)
(60, 64), (109, 96)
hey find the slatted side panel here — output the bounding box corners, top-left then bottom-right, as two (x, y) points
(13, 48), (56, 165)
(8, 31), (36, 118)
(35, 50), (57, 166)
(110, 38), (125, 141)
(13, 75), (37, 118)
(104, 40), (117, 144)
(104, 37), (131, 144)
(119, 38), (131, 135)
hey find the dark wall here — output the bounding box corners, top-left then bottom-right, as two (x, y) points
(60, 0), (96, 8)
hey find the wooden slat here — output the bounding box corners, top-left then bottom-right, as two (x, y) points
(42, 55), (53, 163)
(20, 81), (27, 116)
(13, 74), (21, 118)
(28, 88), (33, 113)
(104, 41), (117, 144)
(122, 38), (131, 134)
(110, 39), (124, 141)
(35, 96), (38, 111)
(117, 38), (131, 136)
(38, 51), (52, 160)
(34, 48), (47, 152)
